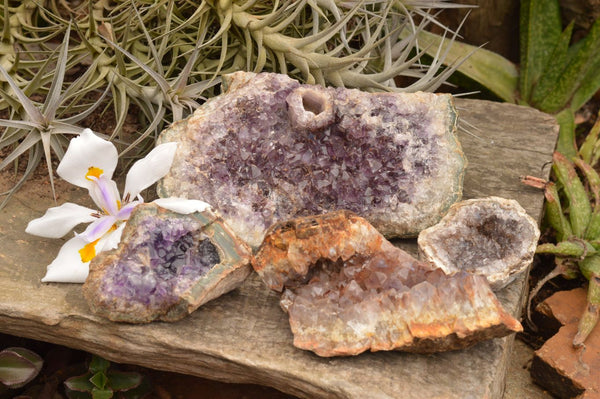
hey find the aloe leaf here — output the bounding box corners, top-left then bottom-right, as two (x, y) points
(570, 18), (600, 112)
(400, 29), (518, 102)
(536, 241), (592, 257)
(519, 0), (562, 102)
(553, 151), (593, 237)
(544, 182), (573, 241)
(529, 21), (574, 107)
(535, 16), (600, 114)
(555, 108), (577, 159)
(579, 113), (600, 164)
(573, 270), (600, 347)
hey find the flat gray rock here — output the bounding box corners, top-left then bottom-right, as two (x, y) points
(0, 98), (557, 399)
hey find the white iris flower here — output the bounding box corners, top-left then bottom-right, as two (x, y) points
(26, 128), (178, 283)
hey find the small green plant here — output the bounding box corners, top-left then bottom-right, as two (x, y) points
(0, 23), (108, 207)
(523, 151), (600, 347)
(0, 347), (43, 391)
(64, 355), (151, 399)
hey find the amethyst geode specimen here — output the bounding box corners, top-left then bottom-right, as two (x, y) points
(157, 72), (466, 248)
(252, 210), (522, 357)
(83, 202), (252, 323)
(418, 197), (541, 290)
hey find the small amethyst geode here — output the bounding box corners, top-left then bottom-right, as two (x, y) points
(83, 202), (252, 323)
(157, 72), (466, 247)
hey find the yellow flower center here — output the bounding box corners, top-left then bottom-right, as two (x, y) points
(78, 224), (117, 263)
(85, 166), (104, 180)
(79, 238), (100, 263)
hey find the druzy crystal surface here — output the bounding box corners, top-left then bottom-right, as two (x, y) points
(83, 203), (252, 323)
(252, 211), (522, 357)
(157, 72), (466, 248)
(418, 197), (540, 290)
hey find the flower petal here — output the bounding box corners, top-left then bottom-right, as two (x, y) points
(97, 222), (126, 253)
(116, 201), (141, 220)
(25, 203), (97, 238)
(56, 128), (118, 188)
(79, 215), (117, 243)
(123, 142), (177, 199)
(41, 235), (90, 283)
(153, 197), (212, 214)
(88, 175), (121, 216)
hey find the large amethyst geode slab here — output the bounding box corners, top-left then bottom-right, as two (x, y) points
(83, 202), (252, 323)
(252, 211), (521, 357)
(157, 72), (466, 248)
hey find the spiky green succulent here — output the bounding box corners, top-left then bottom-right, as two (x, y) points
(0, 0), (469, 206)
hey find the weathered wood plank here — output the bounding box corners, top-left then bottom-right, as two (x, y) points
(0, 99), (558, 399)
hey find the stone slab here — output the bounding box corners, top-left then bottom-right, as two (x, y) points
(532, 288), (600, 398)
(0, 98), (558, 399)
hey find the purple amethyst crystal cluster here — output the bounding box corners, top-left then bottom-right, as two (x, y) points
(83, 203), (251, 323)
(158, 72), (466, 247)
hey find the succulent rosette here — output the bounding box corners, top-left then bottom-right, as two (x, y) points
(26, 129), (179, 283)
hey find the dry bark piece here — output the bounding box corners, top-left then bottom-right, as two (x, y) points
(418, 197), (540, 290)
(252, 210), (522, 357)
(83, 202), (252, 323)
(157, 72), (466, 248)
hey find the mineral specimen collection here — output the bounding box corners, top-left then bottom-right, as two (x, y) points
(252, 210), (522, 357)
(158, 72), (466, 248)
(83, 202), (252, 323)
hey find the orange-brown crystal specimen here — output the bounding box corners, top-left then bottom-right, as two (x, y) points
(253, 210), (522, 357)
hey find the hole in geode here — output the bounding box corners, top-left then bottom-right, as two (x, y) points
(301, 91), (327, 115)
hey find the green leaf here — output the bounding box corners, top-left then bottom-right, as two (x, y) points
(543, 182), (573, 241)
(529, 21), (574, 107)
(555, 108), (577, 159)
(107, 371), (142, 392)
(553, 151), (593, 238)
(0, 348), (42, 388)
(578, 115), (600, 164)
(399, 29), (518, 102)
(91, 388), (113, 399)
(570, 18), (600, 111)
(89, 357), (110, 375)
(535, 16), (600, 113)
(519, 0), (562, 102)
(64, 373), (95, 393)
(90, 372), (108, 390)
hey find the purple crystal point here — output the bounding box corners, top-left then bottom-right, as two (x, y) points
(83, 203), (251, 323)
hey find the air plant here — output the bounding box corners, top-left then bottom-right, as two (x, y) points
(1, 0), (471, 207)
(523, 151), (600, 347)
(0, 24), (110, 208)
